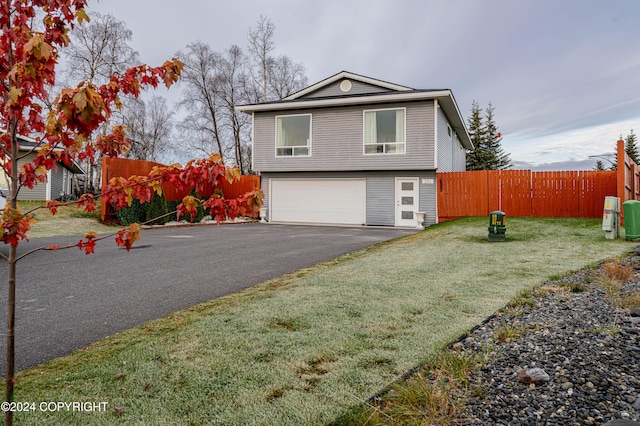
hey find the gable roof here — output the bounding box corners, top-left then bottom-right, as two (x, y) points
(237, 71), (472, 150)
(12, 134), (84, 174)
(283, 70), (413, 100)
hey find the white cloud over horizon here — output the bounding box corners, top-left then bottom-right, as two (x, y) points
(87, 0), (640, 168)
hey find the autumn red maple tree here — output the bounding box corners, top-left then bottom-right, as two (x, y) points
(0, 1), (261, 424)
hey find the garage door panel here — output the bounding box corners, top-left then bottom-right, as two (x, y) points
(271, 180), (366, 224)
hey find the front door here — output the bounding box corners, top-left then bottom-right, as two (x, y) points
(395, 178), (419, 227)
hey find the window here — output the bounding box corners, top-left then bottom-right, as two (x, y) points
(276, 114), (311, 157)
(364, 108), (405, 154)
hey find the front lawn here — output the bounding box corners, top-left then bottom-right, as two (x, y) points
(17, 200), (121, 238)
(6, 217), (634, 425)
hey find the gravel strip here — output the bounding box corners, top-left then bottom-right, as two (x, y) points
(452, 254), (640, 426)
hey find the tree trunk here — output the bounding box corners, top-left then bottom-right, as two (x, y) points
(5, 248), (16, 426)
(5, 121), (20, 426)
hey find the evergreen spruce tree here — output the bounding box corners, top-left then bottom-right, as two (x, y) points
(483, 103), (511, 169)
(625, 129), (639, 164)
(465, 101), (511, 170)
(465, 101), (486, 171)
(146, 192), (169, 225)
(594, 160), (606, 171)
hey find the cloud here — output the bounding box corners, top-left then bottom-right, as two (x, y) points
(512, 159), (600, 171)
(86, 0), (640, 167)
(505, 117), (636, 166)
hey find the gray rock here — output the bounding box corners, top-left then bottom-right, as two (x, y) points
(516, 367), (550, 385)
(602, 420), (640, 426)
(457, 264), (640, 425)
(631, 307), (640, 318)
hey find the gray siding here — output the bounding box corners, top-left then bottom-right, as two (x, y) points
(253, 101), (436, 172)
(13, 153), (78, 200)
(436, 106), (453, 171)
(16, 152), (47, 201)
(261, 170), (437, 227)
(50, 166), (64, 199)
(453, 132), (467, 170)
(436, 105), (466, 172)
(300, 79), (391, 99)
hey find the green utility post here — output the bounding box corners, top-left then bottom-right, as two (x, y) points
(623, 200), (640, 240)
(488, 211), (506, 242)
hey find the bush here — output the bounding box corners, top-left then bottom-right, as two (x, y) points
(166, 200), (180, 222)
(183, 188), (205, 223)
(116, 198), (149, 226)
(146, 192), (169, 225)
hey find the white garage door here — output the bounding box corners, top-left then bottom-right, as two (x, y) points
(270, 179), (366, 224)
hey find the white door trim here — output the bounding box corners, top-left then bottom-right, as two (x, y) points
(395, 177), (419, 227)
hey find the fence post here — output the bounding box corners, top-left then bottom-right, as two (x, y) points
(617, 139), (626, 203)
(100, 156), (108, 222)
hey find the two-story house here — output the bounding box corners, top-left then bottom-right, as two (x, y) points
(237, 71), (472, 227)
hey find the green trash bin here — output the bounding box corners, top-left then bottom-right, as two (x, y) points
(488, 211), (506, 242)
(623, 200), (640, 240)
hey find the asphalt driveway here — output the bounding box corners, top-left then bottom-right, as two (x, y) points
(0, 223), (416, 371)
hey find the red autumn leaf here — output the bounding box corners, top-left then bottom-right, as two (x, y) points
(2, 208), (37, 247)
(46, 200), (59, 215)
(77, 194), (96, 213)
(82, 239), (96, 255)
(178, 195), (199, 222)
(115, 224), (141, 251)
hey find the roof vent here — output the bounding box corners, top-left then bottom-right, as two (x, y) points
(340, 79), (352, 92)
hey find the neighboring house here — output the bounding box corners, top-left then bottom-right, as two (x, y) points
(0, 135), (84, 201)
(237, 71), (472, 227)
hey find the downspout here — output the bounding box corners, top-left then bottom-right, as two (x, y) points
(433, 99), (439, 170)
(251, 112), (255, 173)
(45, 169), (52, 200)
(434, 99), (439, 223)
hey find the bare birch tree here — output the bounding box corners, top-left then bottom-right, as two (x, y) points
(176, 41), (226, 158)
(267, 55), (308, 99)
(62, 12), (140, 192)
(118, 96), (174, 162)
(176, 17), (308, 173)
(216, 45), (253, 173)
(247, 16), (307, 102)
(247, 15), (275, 102)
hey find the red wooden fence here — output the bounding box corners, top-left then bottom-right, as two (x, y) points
(100, 157), (260, 221)
(437, 170), (617, 221)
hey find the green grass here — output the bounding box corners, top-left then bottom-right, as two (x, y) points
(16, 200), (121, 238)
(5, 217), (634, 425)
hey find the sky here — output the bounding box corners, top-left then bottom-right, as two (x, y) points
(88, 0), (640, 170)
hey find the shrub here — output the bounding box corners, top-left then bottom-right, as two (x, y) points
(166, 200), (180, 222)
(183, 188), (205, 223)
(146, 192), (169, 225)
(116, 198), (148, 226)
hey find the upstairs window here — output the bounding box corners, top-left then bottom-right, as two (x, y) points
(364, 108), (406, 154)
(276, 114), (311, 157)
